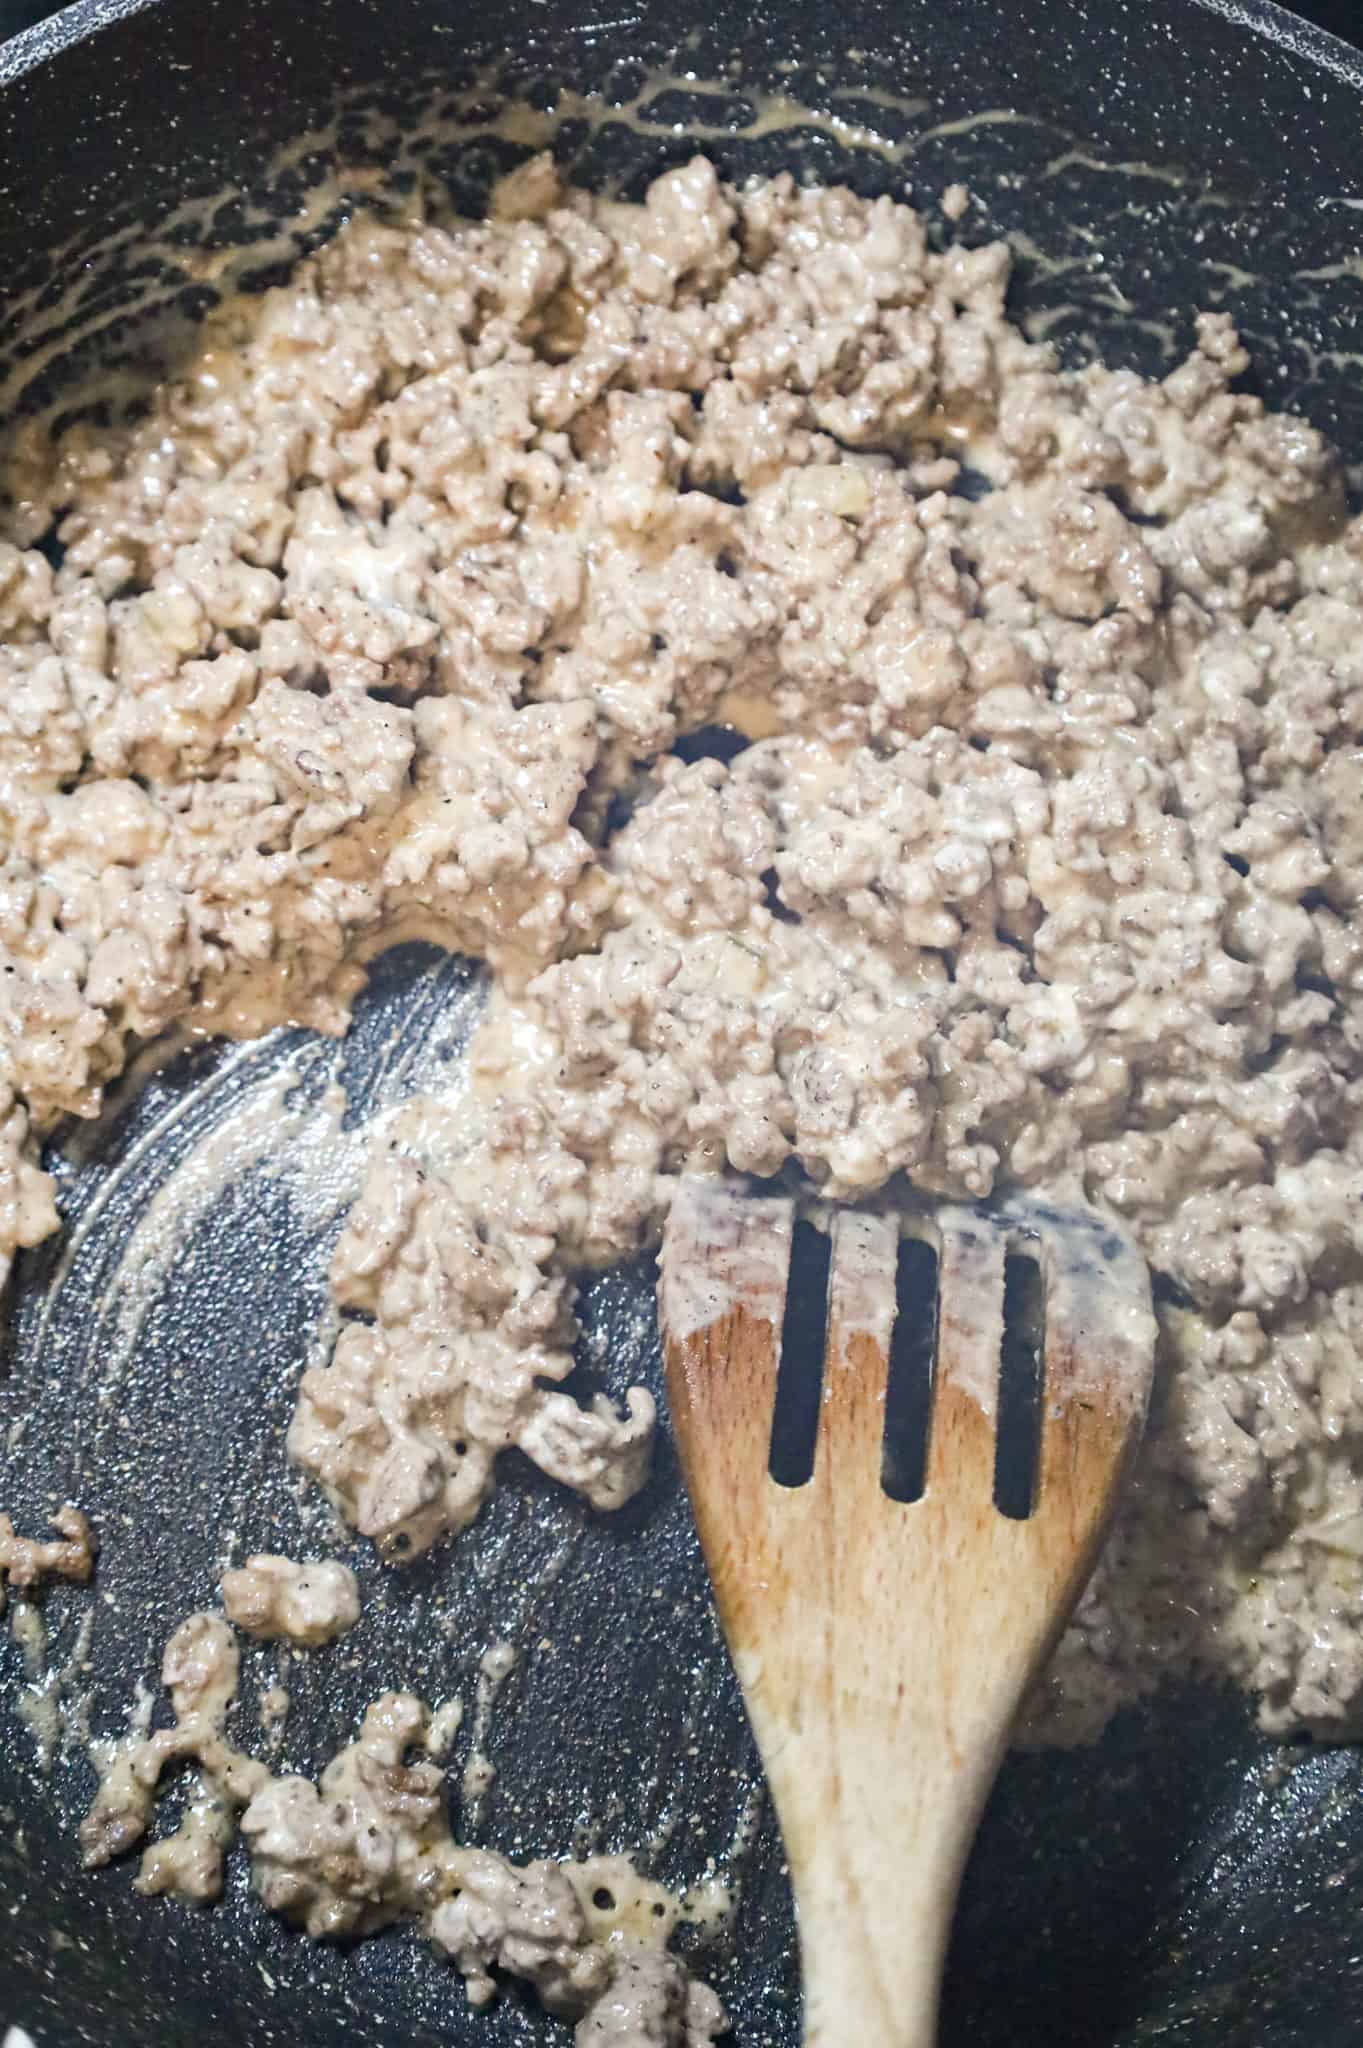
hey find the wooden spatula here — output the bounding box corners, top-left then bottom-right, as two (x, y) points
(659, 1180), (1155, 2048)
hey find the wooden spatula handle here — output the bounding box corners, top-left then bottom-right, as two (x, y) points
(769, 1705), (985, 2048)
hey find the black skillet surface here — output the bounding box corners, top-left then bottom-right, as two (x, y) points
(3, 2), (1363, 2043)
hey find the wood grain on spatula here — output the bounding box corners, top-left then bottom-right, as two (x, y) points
(660, 1180), (1155, 2048)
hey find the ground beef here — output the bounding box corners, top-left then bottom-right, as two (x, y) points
(82, 1622), (726, 2044)
(80, 1612), (269, 1900)
(4, 151), (1363, 1771)
(219, 1554), (360, 1647)
(0, 1505), (96, 1615)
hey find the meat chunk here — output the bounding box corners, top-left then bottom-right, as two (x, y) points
(0, 1505), (96, 1614)
(219, 1556), (360, 1647)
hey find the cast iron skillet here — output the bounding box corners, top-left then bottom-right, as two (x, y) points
(2, 2), (1363, 2043)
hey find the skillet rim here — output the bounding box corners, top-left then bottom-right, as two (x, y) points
(2, 0), (1363, 92)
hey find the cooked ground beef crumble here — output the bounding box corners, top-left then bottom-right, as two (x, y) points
(0, 1506), (96, 1614)
(5, 145), (1363, 2034)
(218, 1554), (361, 1647)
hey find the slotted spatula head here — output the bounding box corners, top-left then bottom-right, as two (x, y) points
(659, 1180), (1156, 2048)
